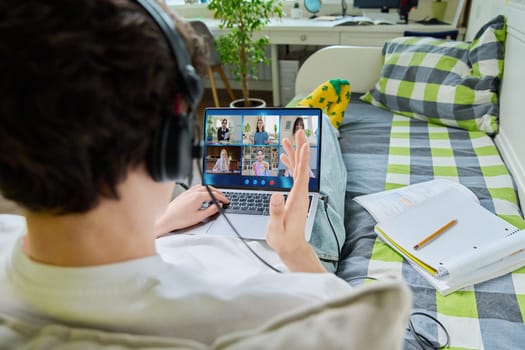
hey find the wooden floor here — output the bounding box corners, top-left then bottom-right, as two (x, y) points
(0, 88), (273, 214)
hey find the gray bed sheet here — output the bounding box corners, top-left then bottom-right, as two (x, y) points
(336, 94), (525, 350)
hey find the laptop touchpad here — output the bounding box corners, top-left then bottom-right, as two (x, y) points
(207, 214), (269, 240)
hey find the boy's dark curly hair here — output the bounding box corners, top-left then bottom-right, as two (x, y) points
(0, 0), (207, 214)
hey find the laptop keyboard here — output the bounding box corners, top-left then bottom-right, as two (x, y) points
(221, 191), (312, 216)
(222, 192), (273, 216)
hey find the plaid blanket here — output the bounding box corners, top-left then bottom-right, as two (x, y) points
(337, 95), (525, 349)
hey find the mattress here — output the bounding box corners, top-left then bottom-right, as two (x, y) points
(337, 94), (525, 349)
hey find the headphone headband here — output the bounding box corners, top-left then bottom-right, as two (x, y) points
(132, 0), (203, 182)
(134, 0), (203, 111)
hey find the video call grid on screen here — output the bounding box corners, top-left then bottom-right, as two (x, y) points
(203, 108), (322, 192)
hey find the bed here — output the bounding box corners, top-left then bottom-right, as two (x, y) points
(292, 4), (525, 349)
(2, 3), (525, 350)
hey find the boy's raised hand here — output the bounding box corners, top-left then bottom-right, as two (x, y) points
(266, 129), (326, 272)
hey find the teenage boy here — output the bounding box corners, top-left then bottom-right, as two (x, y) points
(0, 0), (352, 344)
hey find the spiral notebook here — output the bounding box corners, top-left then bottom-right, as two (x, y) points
(373, 187), (525, 295)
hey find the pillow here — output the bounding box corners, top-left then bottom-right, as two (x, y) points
(0, 276), (412, 350)
(297, 79), (351, 129)
(361, 15), (506, 134)
(213, 275), (411, 349)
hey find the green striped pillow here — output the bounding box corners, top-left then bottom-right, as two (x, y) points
(361, 16), (506, 134)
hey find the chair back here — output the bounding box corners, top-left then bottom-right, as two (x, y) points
(189, 20), (221, 67)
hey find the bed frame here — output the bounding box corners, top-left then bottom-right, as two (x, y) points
(295, 3), (525, 208)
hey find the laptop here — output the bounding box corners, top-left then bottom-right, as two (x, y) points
(189, 107), (322, 241)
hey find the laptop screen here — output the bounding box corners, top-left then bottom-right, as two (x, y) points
(202, 107), (322, 192)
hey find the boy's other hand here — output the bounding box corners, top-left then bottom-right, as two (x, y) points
(154, 185), (229, 237)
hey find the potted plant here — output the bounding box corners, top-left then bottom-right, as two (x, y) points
(207, 0), (283, 107)
(243, 122), (251, 142)
(304, 128), (312, 141)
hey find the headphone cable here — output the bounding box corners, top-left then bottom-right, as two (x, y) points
(195, 159), (282, 273)
(320, 194), (341, 269)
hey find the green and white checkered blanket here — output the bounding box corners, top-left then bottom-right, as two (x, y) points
(338, 95), (525, 349)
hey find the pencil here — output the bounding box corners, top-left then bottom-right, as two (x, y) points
(413, 219), (457, 250)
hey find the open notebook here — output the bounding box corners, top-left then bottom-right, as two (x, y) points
(181, 107), (322, 241)
(355, 180), (525, 295)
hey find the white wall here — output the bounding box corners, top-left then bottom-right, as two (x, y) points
(170, 0), (462, 22)
(466, 0), (506, 41)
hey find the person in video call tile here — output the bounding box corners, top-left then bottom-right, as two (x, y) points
(212, 148), (230, 173)
(251, 118), (269, 145)
(292, 117), (304, 145)
(217, 119), (230, 142)
(252, 150), (270, 176)
(286, 117), (314, 177)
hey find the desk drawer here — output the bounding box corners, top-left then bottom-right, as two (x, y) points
(270, 31), (339, 45)
(339, 32), (400, 47)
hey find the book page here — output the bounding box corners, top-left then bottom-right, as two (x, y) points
(354, 179), (478, 222)
(361, 11), (399, 24)
(315, 16), (340, 21)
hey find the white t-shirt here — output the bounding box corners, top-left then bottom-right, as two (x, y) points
(0, 215), (352, 344)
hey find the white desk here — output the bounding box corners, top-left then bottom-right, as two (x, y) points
(202, 18), (460, 106)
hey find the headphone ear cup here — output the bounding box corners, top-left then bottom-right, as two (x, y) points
(133, 0), (203, 182)
(181, 64), (203, 111)
(148, 113), (193, 182)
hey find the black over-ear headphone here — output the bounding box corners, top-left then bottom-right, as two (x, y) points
(133, 0), (203, 182)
